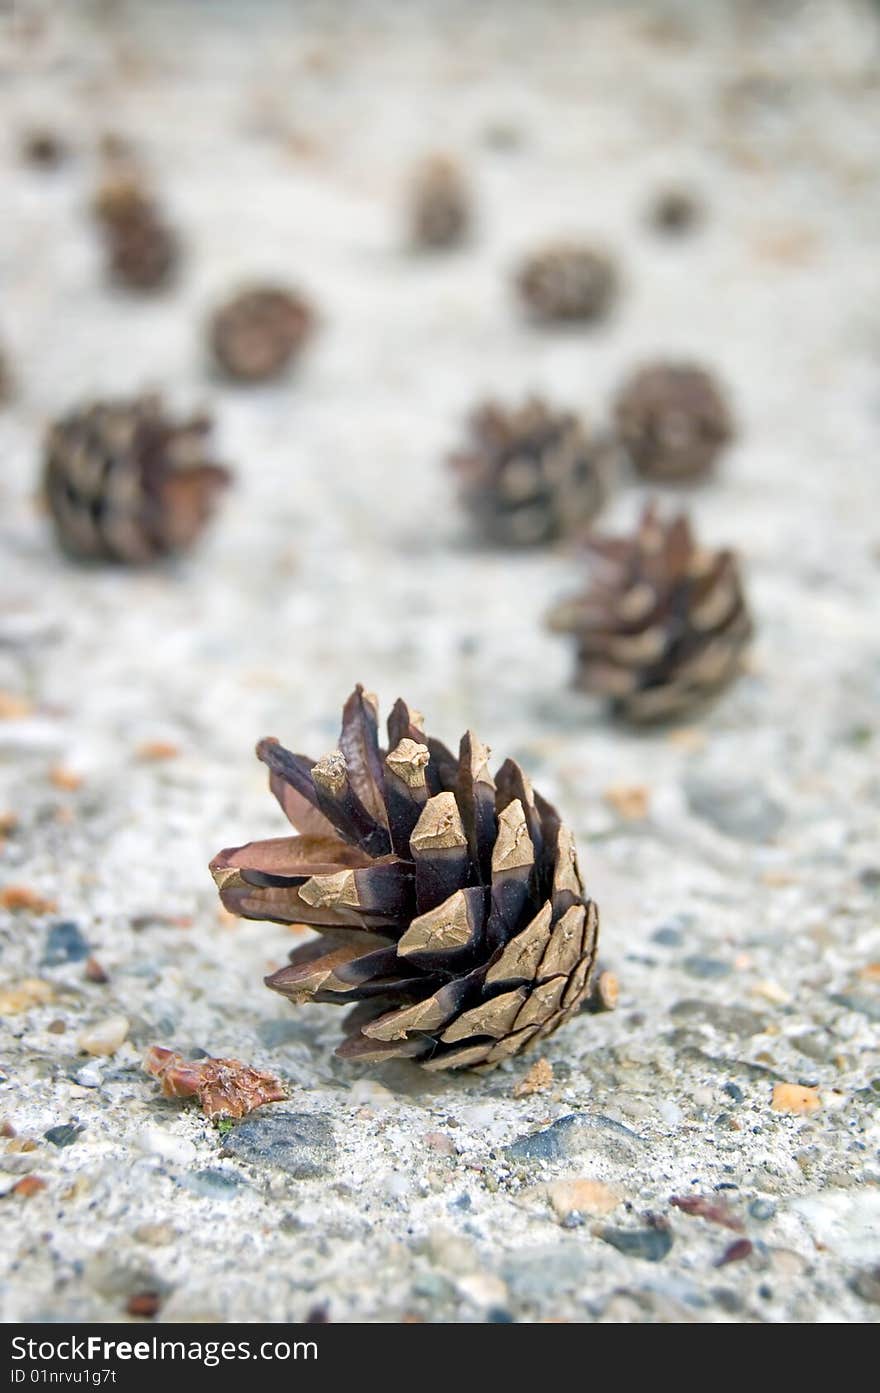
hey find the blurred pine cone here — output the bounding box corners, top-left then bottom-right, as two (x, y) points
(93, 176), (179, 291)
(409, 155), (471, 249)
(43, 394), (230, 563)
(615, 363), (732, 481)
(209, 286), (314, 382)
(211, 686), (604, 1071)
(648, 187), (702, 235)
(516, 241), (617, 323)
(450, 398), (611, 547)
(21, 128), (68, 167)
(548, 506), (752, 722)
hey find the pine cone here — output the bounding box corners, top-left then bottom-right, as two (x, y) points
(409, 156), (471, 249)
(548, 505), (752, 722)
(43, 394), (231, 563)
(450, 398), (611, 547)
(516, 241), (617, 323)
(210, 687), (603, 1071)
(648, 187), (702, 235)
(615, 363), (732, 481)
(93, 177), (179, 291)
(209, 287), (314, 382)
(21, 128), (68, 167)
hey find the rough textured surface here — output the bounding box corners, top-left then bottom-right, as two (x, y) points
(0, 0), (878, 1324)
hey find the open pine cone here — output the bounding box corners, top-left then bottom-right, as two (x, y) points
(409, 155), (471, 250)
(615, 363), (732, 481)
(450, 398), (611, 547)
(516, 241), (617, 323)
(209, 286), (315, 382)
(92, 176), (179, 291)
(210, 687), (603, 1071)
(548, 506), (752, 722)
(43, 394), (230, 563)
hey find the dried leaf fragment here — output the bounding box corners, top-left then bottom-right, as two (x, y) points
(670, 1194), (744, 1232)
(513, 1057), (554, 1098)
(144, 1046), (286, 1120)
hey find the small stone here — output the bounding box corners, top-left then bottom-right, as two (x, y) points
(597, 1219), (673, 1262)
(127, 1291), (162, 1319)
(178, 1168), (247, 1199)
(849, 1267), (880, 1305)
(423, 1131), (456, 1156)
(456, 1273), (509, 1308)
(47, 1018), (66, 1034)
(751, 980), (791, 1005)
(513, 1057), (553, 1098)
(723, 1083), (744, 1103)
(84, 957), (109, 984)
(657, 1100), (682, 1127)
(749, 1198), (776, 1221)
(44, 1123), (84, 1149)
(652, 924), (684, 947)
(74, 1062), (103, 1088)
(78, 1015), (129, 1056)
(133, 1223), (176, 1246)
(135, 1127), (197, 1166)
(506, 1113), (644, 1166)
(830, 991), (880, 1023)
(771, 1083), (821, 1115)
(220, 1110), (335, 1178)
(0, 978), (56, 1014)
(685, 776), (785, 843)
(670, 999), (765, 1037)
(670, 1195), (743, 1232)
(683, 956), (731, 980)
(11, 1175), (46, 1198)
(0, 885), (57, 914)
(545, 1178), (621, 1219)
(603, 784), (650, 820)
(42, 920), (90, 965)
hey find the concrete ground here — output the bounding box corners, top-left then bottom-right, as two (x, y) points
(0, 0), (878, 1323)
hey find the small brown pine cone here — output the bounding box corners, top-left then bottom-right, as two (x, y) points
(516, 241), (618, 323)
(21, 128), (68, 168)
(548, 505), (752, 723)
(450, 398), (611, 547)
(615, 363), (733, 481)
(43, 394), (231, 564)
(409, 155), (471, 250)
(648, 187), (702, 235)
(210, 686), (605, 1071)
(93, 177), (179, 291)
(209, 287), (315, 383)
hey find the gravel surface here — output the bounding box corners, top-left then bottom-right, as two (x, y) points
(1, 0), (878, 1324)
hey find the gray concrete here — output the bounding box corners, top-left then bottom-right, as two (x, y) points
(0, 0), (878, 1323)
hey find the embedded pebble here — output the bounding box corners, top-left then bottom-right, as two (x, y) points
(42, 921), (90, 965)
(597, 1222), (673, 1263)
(685, 776), (786, 842)
(219, 1110), (335, 1178)
(178, 1168), (247, 1199)
(77, 1015), (129, 1056)
(544, 1178), (621, 1219)
(506, 1113), (644, 1166)
(44, 1123), (84, 1148)
(135, 1128), (198, 1166)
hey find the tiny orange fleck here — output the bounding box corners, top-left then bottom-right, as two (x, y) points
(49, 766), (83, 791)
(771, 1083), (821, 1115)
(12, 1176), (46, 1198)
(603, 784), (650, 821)
(0, 693), (32, 720)
(136, 741), (180, 762)
(0, 885), (58, 914)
